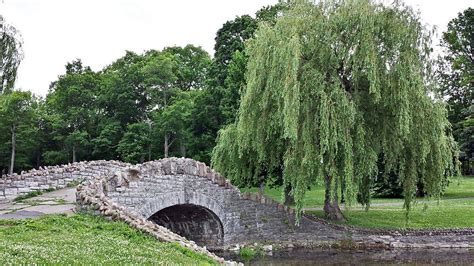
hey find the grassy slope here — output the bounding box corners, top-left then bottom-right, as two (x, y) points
(244, 176), (474, 229)
(0, 214), (217, 265)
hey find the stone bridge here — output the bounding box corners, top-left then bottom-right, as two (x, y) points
(102, 158), (348, 249)
(1, 158), (473, 252)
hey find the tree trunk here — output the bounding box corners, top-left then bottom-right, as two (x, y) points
(284, 184), (295, 206)
(340, 179), (346, 204)
(163, 86), (170, 159)
(259, 180), (265, 196)
(36, 150), (41, 168)
(148, 144), (152, 161)
(72, 145), (77, 163)
(148, 122), (152, 161)
(164, 134), (169, 158)
(179, 137), (186, 158)
(8, 125), (16, 175)
(324, 175), (346, 221)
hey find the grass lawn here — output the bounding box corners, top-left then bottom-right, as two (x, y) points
(242, 184), (327, 206)
(308, 198), (474, 229)
(0, 214), (217, 265)
(245, 176), (474, 229)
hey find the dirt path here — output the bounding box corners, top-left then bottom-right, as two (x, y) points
(0, 187), (76, 220)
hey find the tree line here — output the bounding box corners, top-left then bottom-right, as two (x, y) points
(0, 3), (287, 176)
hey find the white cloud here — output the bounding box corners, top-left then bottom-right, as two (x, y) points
(1, 0), (472, 96)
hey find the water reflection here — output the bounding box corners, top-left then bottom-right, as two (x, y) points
(217, 248), (474, 265)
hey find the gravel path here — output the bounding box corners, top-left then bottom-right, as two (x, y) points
(0, 187), (76, 220)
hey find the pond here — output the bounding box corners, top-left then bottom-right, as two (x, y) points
(216, 248), (474, 265)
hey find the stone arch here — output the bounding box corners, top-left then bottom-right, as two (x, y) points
(137, 191), (229, 247)
(149, 204), (224, 248)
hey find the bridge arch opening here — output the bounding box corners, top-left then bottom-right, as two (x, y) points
(148, 204), (224, 248)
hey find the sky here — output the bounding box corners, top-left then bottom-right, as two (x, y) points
(1, 0), (472, 96)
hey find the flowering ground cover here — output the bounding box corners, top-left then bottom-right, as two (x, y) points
(0, 214), (217, 265)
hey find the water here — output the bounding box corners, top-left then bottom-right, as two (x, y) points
(216, 248), (474, 265)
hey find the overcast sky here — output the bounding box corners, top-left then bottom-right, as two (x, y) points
(1, 0), (472, 96)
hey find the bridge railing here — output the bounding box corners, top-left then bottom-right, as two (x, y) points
(0, 160), (129, 200)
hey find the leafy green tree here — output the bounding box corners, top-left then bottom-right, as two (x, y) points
(163, 45), (211, 90)
(457, 111), (474, 174)
(210, 14), (257, 90)
(93, 50), (174, 161)
(187, 3), (288, 165)
(45, 60), (99, 163)
(186, 90), (223, 164)
(143, 47), (210, 158)
(438, 8), (474, 175)
(0, 15), (23, 94)
(32, 100), (56, 167)
(212, 0), (459, 221)
(142, 50), (178, 158)
(152, 91), (195, 158)
(99, 51), (151, 126)
(219, 50), (248, 124)
(94, 47), (210, 161)
(0, 91), (38, 175)
(208, 3), (288, 125)
(91, 120), (123, 160)
(117, 123), (151, 164)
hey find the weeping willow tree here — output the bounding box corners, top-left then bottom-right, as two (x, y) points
(212, 0), (459, 222)
(0, 15), (23, 94)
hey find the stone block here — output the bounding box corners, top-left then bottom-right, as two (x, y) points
(18, 187), (32, 193)
(242, 193), (251, 200)
(12, 181), (26, 187)
(25, 182), (39, 187)
(186, 161), (198, 176)
(4, 188), (18, 195)
(250, 193), (260, 202)
(39, 185), (50, 190)
(217, 175), (226, 186)
(176, 164), (185, 175)
(206, 171), (215, 181)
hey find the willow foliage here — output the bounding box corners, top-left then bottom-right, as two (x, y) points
(0, 15), (23, 94)
(212, 0), (459, 220)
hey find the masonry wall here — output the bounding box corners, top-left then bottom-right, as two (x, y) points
(0, 161), (130, 200)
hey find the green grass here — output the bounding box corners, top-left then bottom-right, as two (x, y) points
(0, 214), (217, 265)
(241, 184), (326, 206)
(309, 199), (474, 229)
(249, 176), (474, 229)
(66, 180), (82, 188)
(443, 176), (474, 199)
(238, 246), (263, 261)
